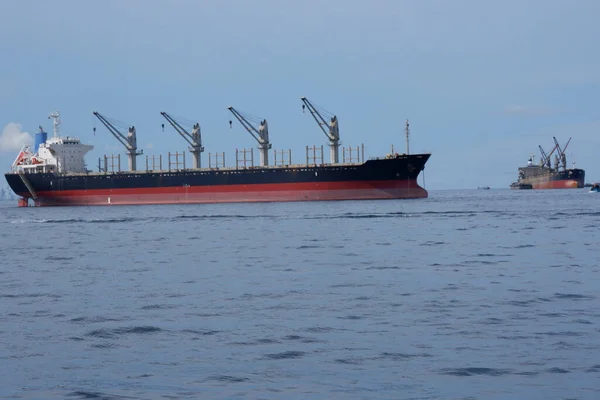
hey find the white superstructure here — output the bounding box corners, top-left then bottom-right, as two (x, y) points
(11, 111), (93, 174)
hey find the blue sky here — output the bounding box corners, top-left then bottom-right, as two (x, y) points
(1, 0), (599, 190)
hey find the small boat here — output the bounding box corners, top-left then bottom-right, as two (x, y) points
(477, 186), (491, 190)
(510, 182), (533, 190)
(589, 183), (600, 192)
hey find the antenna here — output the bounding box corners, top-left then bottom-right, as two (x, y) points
(405, 119), (410, 155)
(48, 110), (61, 138)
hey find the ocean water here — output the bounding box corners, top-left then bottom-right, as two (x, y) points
(1, 189), (599, 399)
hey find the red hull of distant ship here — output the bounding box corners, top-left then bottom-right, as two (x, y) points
(531, 180), (580, 189)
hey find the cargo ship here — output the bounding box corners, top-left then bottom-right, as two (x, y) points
(4, 103), (430, 207)
(510, 137), (584, 190)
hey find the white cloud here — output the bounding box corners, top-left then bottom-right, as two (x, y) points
(0, 123), (33, 152)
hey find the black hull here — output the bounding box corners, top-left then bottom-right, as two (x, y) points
(5, 153), (431, 206)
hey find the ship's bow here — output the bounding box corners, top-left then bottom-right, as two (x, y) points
(5, 173), (32, 206)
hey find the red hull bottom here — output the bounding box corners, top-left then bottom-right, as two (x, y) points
(26, 180), (427, 207)
(532, 180), (580, 189)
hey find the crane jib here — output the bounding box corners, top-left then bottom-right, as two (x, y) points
(160, 111), (202, 148)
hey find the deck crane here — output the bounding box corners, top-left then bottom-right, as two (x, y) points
(160, 112), (204, 169)
(538, 144), (558, 169)
(227, 106), (271, 167)
(553, 136), (571, 170)
(93, 111), (142, 171)
(300, 97), (340, 164)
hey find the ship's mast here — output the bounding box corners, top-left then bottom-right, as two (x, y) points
(405, 119), (410, 155)
(48, 110), (61, 138)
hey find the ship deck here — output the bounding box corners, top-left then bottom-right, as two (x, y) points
(10, 155), (424, 178)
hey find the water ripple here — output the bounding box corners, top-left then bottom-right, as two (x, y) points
(3, 191), (600, 399)
(438, 367), (512, 377)
(263, 351), (307, 360)
(66, 391), (135, 400)
(86, 326), (163, 339)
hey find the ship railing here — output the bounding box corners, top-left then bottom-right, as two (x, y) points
(341, 144), (365, 164)
(15, 153), (427, 177)
(66, 160), (371, 177)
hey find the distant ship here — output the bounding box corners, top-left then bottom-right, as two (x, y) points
(510, 137), (584, 190)
(4, 102), (431, 207)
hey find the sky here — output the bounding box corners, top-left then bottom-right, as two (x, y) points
(1, 0), (599, 190)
